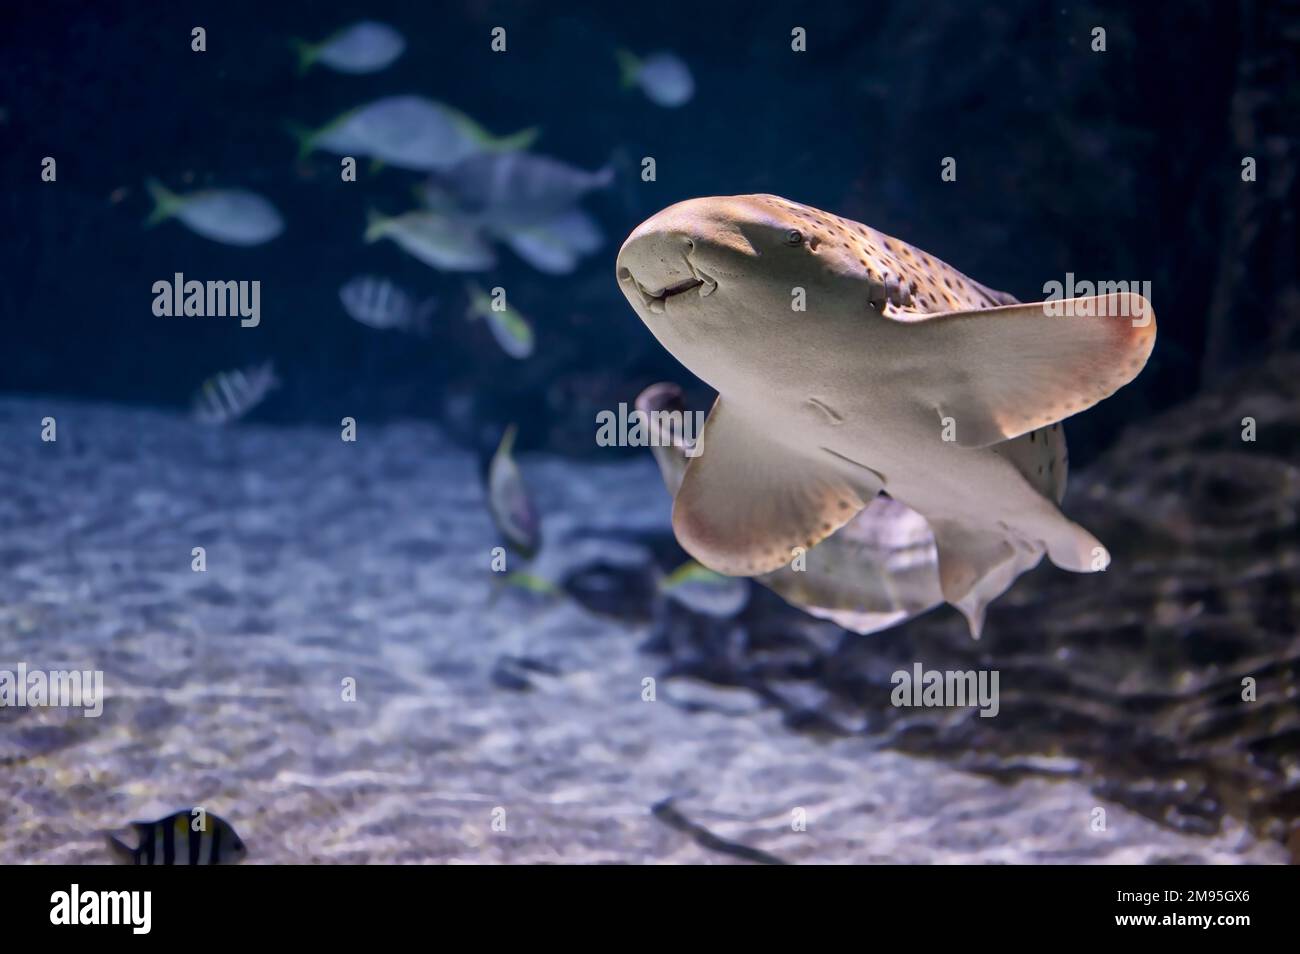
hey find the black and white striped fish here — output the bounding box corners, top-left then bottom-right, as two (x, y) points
(107, 809), (247, 865)
(338, 274), (435, 334)
(192, 360), (279, 425)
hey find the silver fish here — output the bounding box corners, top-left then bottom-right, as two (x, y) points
(494, 208), (603, 275)
(338, 274), (435, 333)
(365, 209), (496, 272)
(617, 50), (694, 108)
(108, 809), (247, 865)
(423, 152), (614, 229)
(659, 560), (751, 619)
(145, 179), (283, 247)
(296, 95), (537, 172)
(295, 21), (405, 74)
(192, 361), (279, 425)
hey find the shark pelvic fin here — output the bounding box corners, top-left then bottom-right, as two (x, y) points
(938, 530), (1044, 639)
(672, 397), (881, 576)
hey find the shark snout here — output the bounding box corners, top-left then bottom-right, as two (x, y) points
(618, 231), (713, 314)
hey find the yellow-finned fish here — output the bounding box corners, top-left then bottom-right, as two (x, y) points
(658, 559), (750, 618)
(292, 21), (405, 75)
(487, 424), (541, 558)
(144, 179), (284, 247)
(465, 282), (534, 359)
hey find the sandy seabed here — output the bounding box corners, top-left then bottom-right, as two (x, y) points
(0, 399), (1284, 864)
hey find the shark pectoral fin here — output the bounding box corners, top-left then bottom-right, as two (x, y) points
(672, 398), (877, 576)
(912, 293), (1156, 447)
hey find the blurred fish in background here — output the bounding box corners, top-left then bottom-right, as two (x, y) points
(292, 20), (406, 75)
(616, 49), (694, 107)
(658, 559), (751, 619)
(493, 207), (604, 275)
(192, 361), (279, 425)
(291, 95), (538, 172)
(338, 274), (436, 335)
(418, 152), (613, 274)
(144, 179), (284, 246)
(487, 423), (541, 559)
(420, 152), (614, 228)
(465, 281), (535, 359)
(364, 209), (497, 271)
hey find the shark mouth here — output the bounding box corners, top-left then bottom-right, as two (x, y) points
(621, 263), (718, 314)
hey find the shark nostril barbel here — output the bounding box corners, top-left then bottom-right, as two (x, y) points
(684, 254), (716, 297)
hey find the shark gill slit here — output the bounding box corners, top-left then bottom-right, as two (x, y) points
(806, 397), (844, 424)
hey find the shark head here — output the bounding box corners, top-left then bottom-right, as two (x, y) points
(616, 194), (887, 390)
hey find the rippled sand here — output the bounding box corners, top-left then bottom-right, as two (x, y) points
(0, 400), (1283, 864)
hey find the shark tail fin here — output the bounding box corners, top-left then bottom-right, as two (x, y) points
(615, 49), (641, 88)
(143, 178), (182, 227)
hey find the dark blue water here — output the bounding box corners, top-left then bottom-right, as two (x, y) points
(2, 0), (1266, 466)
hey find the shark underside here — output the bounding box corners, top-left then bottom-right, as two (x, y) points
(617, 194), (1156, 636)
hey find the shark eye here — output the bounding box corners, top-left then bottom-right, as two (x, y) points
(784, 229), (804, 246)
